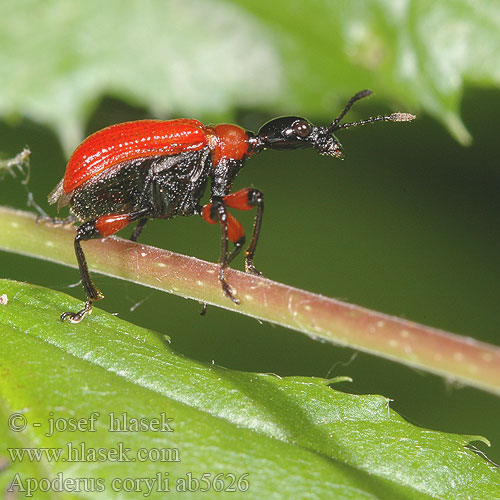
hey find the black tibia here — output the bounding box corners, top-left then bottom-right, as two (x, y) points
(73, 221), (104, 302)
(61, 220), (102, 323)
(211, 199), (240, 305)
(243, 188), (264, 276)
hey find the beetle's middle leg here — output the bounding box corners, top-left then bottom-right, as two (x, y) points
(201, 199), (242, 304)
(221, 188), (264, 275)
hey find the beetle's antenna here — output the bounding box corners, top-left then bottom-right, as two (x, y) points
(327, 89), (415, 133)
(334, 112), (416, 131)
(327, 89), (373, 133)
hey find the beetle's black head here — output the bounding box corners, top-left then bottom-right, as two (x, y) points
(253, 89), (415, 158)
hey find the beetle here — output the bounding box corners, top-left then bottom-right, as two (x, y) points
(48, 89), (414, 322)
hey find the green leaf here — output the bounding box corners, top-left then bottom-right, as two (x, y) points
(2, 1), (500, 150)
(0, 279), (498, 499)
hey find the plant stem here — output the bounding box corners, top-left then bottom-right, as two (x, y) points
(1, 206), (499, 395)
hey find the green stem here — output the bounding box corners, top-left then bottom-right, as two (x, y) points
(1, 206), (500, 395)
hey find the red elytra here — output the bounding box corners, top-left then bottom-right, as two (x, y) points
(48, 89), (415, 323)
(63, 119), (210, 193)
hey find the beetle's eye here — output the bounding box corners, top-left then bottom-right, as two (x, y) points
(293, 120), (312, 138)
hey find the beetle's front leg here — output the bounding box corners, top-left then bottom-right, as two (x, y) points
(204, 199), (240, 305)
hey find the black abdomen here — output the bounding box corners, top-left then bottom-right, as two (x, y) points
(70, 149), (211, 221)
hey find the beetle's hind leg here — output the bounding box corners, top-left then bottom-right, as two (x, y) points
(61, 210), (148, 323)
(61, 220), (105, 323)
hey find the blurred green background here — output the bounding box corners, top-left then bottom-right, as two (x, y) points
(1, 0), (499, 464)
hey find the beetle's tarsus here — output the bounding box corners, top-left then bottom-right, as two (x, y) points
(223, 283), (240, 305)
(245, 259), (263, 276)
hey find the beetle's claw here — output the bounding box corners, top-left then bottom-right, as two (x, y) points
(225, 286), (240, 305)
(220, 279), (240, 305)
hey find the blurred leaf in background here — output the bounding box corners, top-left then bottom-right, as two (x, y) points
(0, 0), (283, 152)
(2, 0), (500, 150)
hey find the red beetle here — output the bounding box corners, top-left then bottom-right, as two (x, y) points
(49, 89), (414, 322)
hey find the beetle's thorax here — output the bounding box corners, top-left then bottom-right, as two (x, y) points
(206, 124), (252, 166)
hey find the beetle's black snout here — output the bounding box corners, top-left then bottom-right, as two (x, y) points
(312, 131), (343, 158)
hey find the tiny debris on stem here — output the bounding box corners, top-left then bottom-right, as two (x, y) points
(0, 147), (31, 183)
